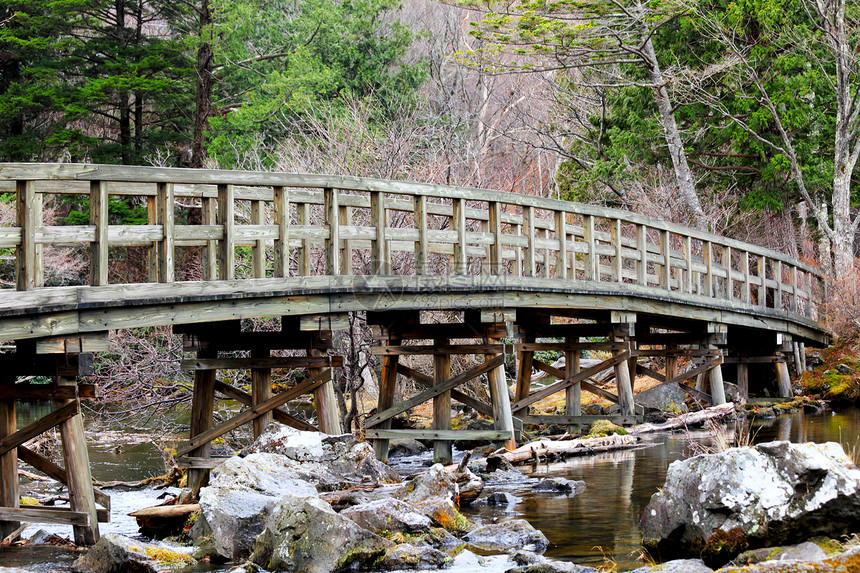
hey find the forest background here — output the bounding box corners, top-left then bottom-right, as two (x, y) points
(2, 0), (859, 434)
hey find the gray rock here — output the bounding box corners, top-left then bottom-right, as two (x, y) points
(732, 541), (827, 565)
(486, 492), (519, 506)
(836, 363), (853, 375)
(806, 352), (824, 369)
(716, 545), (860, 572)
(394, 463), (459, 505)
(377, 543), (452, 570)
(411, 495), (473, 534)
(722, 382), (747, 406)
(506, 561), (599, 573)
(193, 453), (319, 560)
(629, 559), (713, 572)
(72, 534), (195, 573)
(634, 382), (689, 413)
(532, 477), (585, 494)
(250, 493), (393, 573)
(641, 441), (860, 565)
(341, 498), (432, 534)
(389, 439), (428, 458)
(464, 519), (549, 552)
(242, 423), (401, 490)
(425, 527), (462, 548)
(27, 529), (51, 544)
(510, 550), (543, 566)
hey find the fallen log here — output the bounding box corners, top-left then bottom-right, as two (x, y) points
(629, 402), (736, 436)
(496, 433), (641, 464)
(129, 503), (200, 539)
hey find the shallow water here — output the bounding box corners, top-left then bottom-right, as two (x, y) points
(3, 407), (859, 572)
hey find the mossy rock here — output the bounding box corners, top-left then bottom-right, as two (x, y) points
(586, 419), (627, 438)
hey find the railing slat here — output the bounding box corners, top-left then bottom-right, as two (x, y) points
(273, 186), (289, 278)
(157, 182), (175, 283)
(217, 184), (234, 280)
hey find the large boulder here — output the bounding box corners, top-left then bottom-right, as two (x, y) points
(72, 534), (195, 573)
(641, 441), (860, 566)
(242, 423), (400, 490)
(464, 519), (548, 552)
(377, 543), (452, 570)
(634, 382), (689, 413)
(716, 545), (860, 572)
(394, 464), (459, 505)
(341, 498), (432, 534)
(250, 493), (393, 573)
(193, 453), (318, 560)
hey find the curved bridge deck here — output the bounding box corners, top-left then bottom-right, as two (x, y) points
(0, 163), (829, 545)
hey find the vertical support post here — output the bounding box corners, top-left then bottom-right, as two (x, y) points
(251, 349), (272, 438)
(324, 188), (340, 276)
(513, 337), (534, 414)
(433, 342), (452, 464)
(0, 376), (18, 539)
(742, 251), (751, 304)
(188, 348), (216, 497)
(251, 199), (266, 278)
(16, 180), (37, 291)
(708, 349), (727, 405)
(513, 223), (523, 277)
(486, 338), (515, 450)
(775, 260), (784, 310)
(723, 246), (733, 300)
(615, 342), (635, 416)
(542, 227), (551, 279)
(89, 180), (109, 286)
(217, 184), (234, 280)
(157, 182), (175, 282)
(666, 354), (679, 381)
(776, 360), (792, 398)
(737, 362), (749, 397)
(452, 198), (467, 275)
(489, 201), (503, 276)
(565, 348), (581, 433)
(339, 205), (353, 275)
(201, 195), (217, 281)
(273, 186), (290, 278)
(637, 224), (648, 286)
(703, 241), (713, 298)
(310, 349), (340, 435)
(298, 202), (311, 276)
(523, 206), (535, 277)
(415, 195), (428, 275)
(611, 219), (622, 282)
(584, 215), (595, 281)
(790, 266), (799, 313)
(683, 235), (693, 294)
(373, 339), (400, 461)
(660, 229), (670, 289)
(147, 195), (160, 282)
(56, 376), (99, 544)
(372, 192), (390, 275)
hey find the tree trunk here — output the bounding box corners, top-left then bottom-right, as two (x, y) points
(192, 0), (213, 169)
(116, 0), (131, 164)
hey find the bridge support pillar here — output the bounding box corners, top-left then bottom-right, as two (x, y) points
(433, 344), (453, 465)
(188, 348), (216, 498)
(0, 375), (18, 541)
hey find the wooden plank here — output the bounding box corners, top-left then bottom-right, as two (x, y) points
(396, 363), (492, 417)
(21, 504), (108, 524)
(490, 202), (503, 276)
(217, 184), (234, 280)
(0, 376), (17, 539)
(365, 355), (504, 428)
(157, 182), (175, 283)
(433, 348), (452, 464)
(516, 342), (622, 352)
(0, 384), (97, 400)
(510, 352), (630, 412)
(666, 357), (723, 386)
(201, 196), (217, 280)
(251, 350), (272, 438)
(325, 187), (339, 276)
(452, 198), (466, 275)
(35, 333), (109, 354)
(584, 215), (595, 281)
(299, 314), (349, 331)
(273, 186), (289, 278)
(0, 401), (79, 456)
(415, 195), (428, 275)
(611, 219), (622, 282)
(637, 224), (648, 286)
(523, 206), (536, 277)
(89, 180), (108, 286)
(636, 364), (666, 383)
(212, 380), (316, 432)
(0, 507), (89, 527)
(181, 356), (341, 370)
(339, 205), (353, 275)
(176, 457), (229, 469)
(373, 338), (400, 461)
(251, 200), (266, 278)
(565, 350), (581, 431)
(518, 415), (640, 425)
(176, 369), (332, 457)
(371, 192), (389, 275)
(16, 446), (109, 513)
(366, 429), (514, 441)
(372, 344), (507, 355)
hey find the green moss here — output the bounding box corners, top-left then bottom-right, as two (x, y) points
(587, 419), (627, 438)
(143, 546), (193, 564)
(19, 496), (39, 506)
(810, 536), (844, 556)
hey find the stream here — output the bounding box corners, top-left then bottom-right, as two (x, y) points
(2, 407), (859, 572)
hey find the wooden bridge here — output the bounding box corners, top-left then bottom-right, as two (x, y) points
(0, 163), (828, 545)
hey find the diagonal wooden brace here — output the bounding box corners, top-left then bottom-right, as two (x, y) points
(0, 401), (79, 456)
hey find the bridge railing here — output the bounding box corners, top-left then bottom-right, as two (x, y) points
(0, 163), (825, 321)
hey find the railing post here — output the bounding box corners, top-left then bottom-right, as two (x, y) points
(682, 235), (692, 294)
(89, 181), (109, 286)
(157, 182), (175, 283)
(703, 241), (713, 298)
(201, 195), (217, 281)
(637, 224), (648, 286)
(723, 246), (732, 300)
(584, 214), (595, 281)
(775, 260), (784, 310)
(489, 201), (502, 276)
(758, 255), (767, 307)
(611, 219), (622, 282)
(452, 198), (466, 275)
(556, 210), (568, 280)
(324, 187), (340, 276)
(371, 191), (389, 275)
(790, 266), (799, 313)
(0, 376), (18, 540)
(273, 186), (290, 278)
(298, 202), (311, 276)
(217, 184), (234, 280)
(146, 196), (160, 282)
(251, 199), (266, 278)
(523, 206), (535, 277)
(339, 205), (353, 276)
(660, 229), (670, 289)
(415, 195), (428, 275)
(16, 180), (37, 291)
(742, 251), (751, 304)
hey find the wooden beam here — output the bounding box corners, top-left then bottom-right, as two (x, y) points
(180, 356), (341, 371)
(518, 415), (641, 425)
(89, 180), (108, 286)
(366, 429), (514, 441)
(176, 457), (229, 469)
(35, 333), (109, 355)
(0, 401), (79, 456)
(636, 364), (666, 383)
(372, 344), (507, 356)
(212, 380), (316, 432)
(433, 347), (453, 464)
(373, 338), (400, 461)
(0, 353), (95, 377)
(157, 182), (175, 283)
(176, 369), (332, 457)
(666, 357), (723, 386)
(396, 364), (492, 417)
(0, 507), (90, 527)
(0, 384), (97, 400)
(217, 183), (234, 280)
(17, 446), (110, 512)
(0, 376), (17, 539)
(299, 314), (349, 331)
(365, 356), (504, 428)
